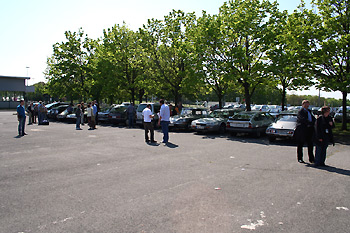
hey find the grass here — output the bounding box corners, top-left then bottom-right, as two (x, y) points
(333, 122), (350, 145)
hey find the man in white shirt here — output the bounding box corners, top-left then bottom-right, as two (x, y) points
(142, 104), (156, 143)
(158, 99), (170, 143)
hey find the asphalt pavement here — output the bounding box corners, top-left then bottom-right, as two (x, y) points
(0, 111), (349, 233)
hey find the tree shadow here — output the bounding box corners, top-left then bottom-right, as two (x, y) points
(307, 164), (350, 177)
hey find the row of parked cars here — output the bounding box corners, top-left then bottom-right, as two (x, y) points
(44, 101), (349, 142)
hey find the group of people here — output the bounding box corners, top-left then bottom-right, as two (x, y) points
(76, 100), (99, 130)
(17, 98), (336, 165)
(17, 100), (49, 136)
(142, 99), (171, 144)
(294, 100), (335, 167)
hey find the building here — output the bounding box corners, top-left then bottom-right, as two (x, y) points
(0, 75), (34, 109)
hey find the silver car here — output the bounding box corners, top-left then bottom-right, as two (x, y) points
(191, 109), (239, 133)
(266, 113), (298, 142)
(226, 111), (275, 137)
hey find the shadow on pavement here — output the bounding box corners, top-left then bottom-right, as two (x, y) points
(307, 164), (350, 177)
(165, 142), (179, 148)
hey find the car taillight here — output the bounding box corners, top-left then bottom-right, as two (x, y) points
(108, 115), (112, 118)
(248, 123), (252, 128)
(227, 122), (230, 128)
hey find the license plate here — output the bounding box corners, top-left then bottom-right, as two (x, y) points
(112, 116), (117, 118)
(196, 125), (205, 129)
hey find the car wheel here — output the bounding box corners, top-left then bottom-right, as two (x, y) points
(219, 124), (226, 134)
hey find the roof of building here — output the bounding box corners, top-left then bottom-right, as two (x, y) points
(0, 75), (30, 79)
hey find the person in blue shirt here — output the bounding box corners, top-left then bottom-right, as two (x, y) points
(158, 99), (170, 143)
(17, 100), (27, 136)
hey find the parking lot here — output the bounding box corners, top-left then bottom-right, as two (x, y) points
(1, 110), (349, 233)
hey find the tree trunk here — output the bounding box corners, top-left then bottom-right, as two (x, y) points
(244, 83), (251, 111)
(281, 85), (287, 111)
(341, 91), (347, 131)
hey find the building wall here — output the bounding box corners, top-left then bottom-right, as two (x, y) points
(0, 77), (26, 92)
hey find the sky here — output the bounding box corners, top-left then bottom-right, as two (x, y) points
(1, 0), (345, 100)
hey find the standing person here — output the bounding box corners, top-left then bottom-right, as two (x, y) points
(75, 104), (82, 130)
(33, 103), (38, 124)
(81, 102), (85, 126)
(87, 103), (94, 130)
(27, 102), (34, 125)
(294, 100), (316, 163)
(17, 100), (27, 136)
(158, 99), (170, 143)
(37, 101), (43, 124)
(93, 100), (98, 127)
(127, 103), (135, 128)
(142, 104), (157, 143)
(175, 102), (183, 115)
(314, 106), (335, 167)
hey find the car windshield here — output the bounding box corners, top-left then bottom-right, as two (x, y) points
(111, 106), (127, 113)
(231, 112), (255, 120)
(209, 111), (234, 118)
(279, 115), (297, 122)
(181, 109), (207, 116)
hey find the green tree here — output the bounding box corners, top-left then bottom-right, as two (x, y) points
(218, 0), (279, 111)
(142, 10), (202, 105)
(193, 12), (234, 108)
(45, 28), (95, 102)
(296, 0), (350, 130)
(267, 9), (314, 111)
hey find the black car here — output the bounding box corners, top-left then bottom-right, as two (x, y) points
(108, 105), (130, 125)
(169, 108), (209, 130)
(47, 105), (69, 119)
(98, 107), (113, 123)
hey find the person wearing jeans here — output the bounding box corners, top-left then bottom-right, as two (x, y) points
(158, 99), (170, 143)
(75, 104), (82, 130)
(17, 100), (27, 136)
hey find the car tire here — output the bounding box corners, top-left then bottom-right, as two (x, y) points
(230, 132), (237, 137)
(254, 130), (261, 138)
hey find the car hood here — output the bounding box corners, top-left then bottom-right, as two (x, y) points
(269, 121), (296, 130)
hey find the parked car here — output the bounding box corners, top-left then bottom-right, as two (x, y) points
(47, 105), (69, 119)
(191, 109), (240, 133)
(98, 106), (113, 123)
(266, 113), (298, 142)
(251, 105), (270, 112)
(136, 103), (161, 127)
(169, 108), (209, 130)
(226, 111), (275, 137)
(108, 105), (130, 125)
(58, 107), (77, 121)
(334, 106), (350, 122)
(45, 102), (68, 111)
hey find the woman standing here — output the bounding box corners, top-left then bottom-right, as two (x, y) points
(87, 104), (94, 130)
(314, 106), (335, 167)
(75, 104), (82, 130)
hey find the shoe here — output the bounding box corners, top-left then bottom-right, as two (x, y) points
(309, 160), (314, 164)
(298, 160), (305, 163)
(146, 140), (150, 143)
(76, 128), (82, 130)
(22, 133), (28, 136)
(151, 140), (157, 143)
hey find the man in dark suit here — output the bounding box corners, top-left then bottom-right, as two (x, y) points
(294, 100), (316, 163)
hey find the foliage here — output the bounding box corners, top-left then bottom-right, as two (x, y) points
(45, 28), (95, 102)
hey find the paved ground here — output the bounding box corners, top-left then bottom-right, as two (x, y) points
(0, 111), (349, 233)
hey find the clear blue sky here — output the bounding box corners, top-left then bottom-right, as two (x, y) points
(2, 0), (341, 100)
